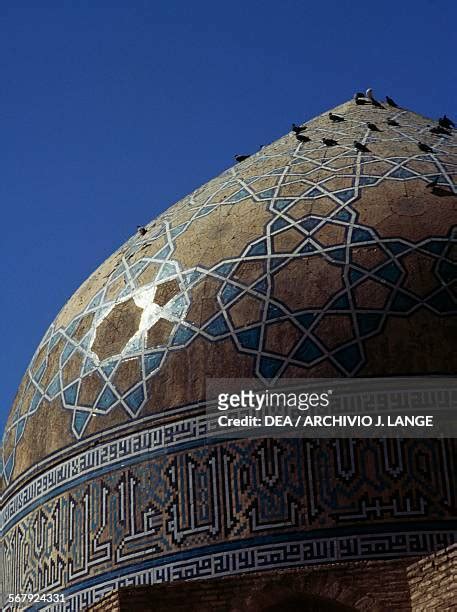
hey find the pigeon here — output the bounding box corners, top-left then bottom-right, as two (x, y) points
(418, 142), (434, 153)
(354, 141), (370, 153)
(430, 126), (451, 136)
(234, 154), (251, 162)
(430, 186), (452, 198)
(354, 92), (366, 105)
(386, 96), (398, 107)
(438, 115), (455, 129)
(387, 118), (400, 127)
(425, 176), (440, 189)
(322, 138), (338, 147)
(137, 226), (147, 236)
(295, 133), (310, 143)
(292, 123), (306, 134)
(367, 122), (381, 131)
(329, 112), (345, 122)
(366, 89), (383, 108)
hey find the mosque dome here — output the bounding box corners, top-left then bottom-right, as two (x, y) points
(1, 98), (456, 608)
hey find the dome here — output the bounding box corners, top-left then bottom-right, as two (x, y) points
(2, 99), (456, 607)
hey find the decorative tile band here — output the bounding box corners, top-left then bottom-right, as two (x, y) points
(1, 415), (208, 531)
(34, 528), (455, 611)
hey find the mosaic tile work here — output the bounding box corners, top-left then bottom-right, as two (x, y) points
(1, 98), (457, 609)
(2, 100), (456, 485)
(2, 432), (456, 610)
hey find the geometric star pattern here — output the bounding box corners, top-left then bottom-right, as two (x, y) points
(1, 99), (457, 612)
(2, 100), (456, 486)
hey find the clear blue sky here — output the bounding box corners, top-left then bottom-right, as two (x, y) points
(1, 1), (456, 432)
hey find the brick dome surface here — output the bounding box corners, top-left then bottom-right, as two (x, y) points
(1, 99), (456, 609)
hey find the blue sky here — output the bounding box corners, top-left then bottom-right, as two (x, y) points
(1, 0), (456, 432)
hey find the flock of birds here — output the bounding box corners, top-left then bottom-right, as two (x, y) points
(234, 88), (455, 162)
(136, 90), (455, 236)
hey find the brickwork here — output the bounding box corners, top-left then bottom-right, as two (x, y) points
(88, 548), (457, 610)
(88, 558), (415, 611)
(407, 544), (457, 611)
(87, 590), (120, 611)
(3, 98), (457, 610)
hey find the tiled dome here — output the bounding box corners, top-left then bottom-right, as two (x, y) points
(1, 98), (456, 608)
